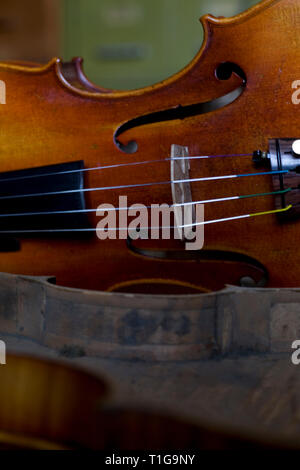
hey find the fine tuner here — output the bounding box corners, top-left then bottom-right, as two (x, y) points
(253, 139), (300, 218)
(253, 139), (300, 169)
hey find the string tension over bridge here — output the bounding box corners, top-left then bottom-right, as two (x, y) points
(253, 138), (300, 219)
(171, 144), (196, 241)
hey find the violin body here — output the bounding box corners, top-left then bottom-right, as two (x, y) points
(0, 0), (298, 293)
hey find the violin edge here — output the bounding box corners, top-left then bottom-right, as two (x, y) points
(0, 0), (276, 100)
(205, 0), (279, 27)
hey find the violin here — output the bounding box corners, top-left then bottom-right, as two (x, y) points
(0, 0), (298, 294)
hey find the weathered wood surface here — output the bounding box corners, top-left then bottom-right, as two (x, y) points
(0, 272), (300, 446)
(4, 334), (300, 448)
(0, 272), (299, 361)
(1, 352), (296, 449)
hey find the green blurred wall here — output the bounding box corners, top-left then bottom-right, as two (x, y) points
(63, 0), (260, 90)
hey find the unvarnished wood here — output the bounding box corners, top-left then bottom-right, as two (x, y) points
(0, 271), (299, 361)
(0, 353), (293, 450)
(1, 273), (300, 448)
(0, 0), (297, 292)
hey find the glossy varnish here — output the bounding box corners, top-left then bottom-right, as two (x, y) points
(0, 0), (297, 292)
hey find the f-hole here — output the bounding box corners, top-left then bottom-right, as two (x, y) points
(215, 62), (247, 83)
(114, 62), (246, 154)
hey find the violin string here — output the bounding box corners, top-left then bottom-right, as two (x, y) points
(0, 169), (288, 202)
(0, 204), (291, 234)
(0, 188), (290, 218)
(0, 153), (252, 184)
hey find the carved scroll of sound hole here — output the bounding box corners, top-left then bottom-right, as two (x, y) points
(114, 62), (246, 154)
(215, 62), (247, 82)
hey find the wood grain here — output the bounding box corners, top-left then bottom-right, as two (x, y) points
(0, 0), (297, 292)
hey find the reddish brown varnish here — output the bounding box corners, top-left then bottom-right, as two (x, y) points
(0, 0), (297, 293)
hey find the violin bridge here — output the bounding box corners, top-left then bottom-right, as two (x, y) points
(170, 144), (195, 241)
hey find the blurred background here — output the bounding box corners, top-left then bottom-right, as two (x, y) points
(0, 0), (260, 90)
